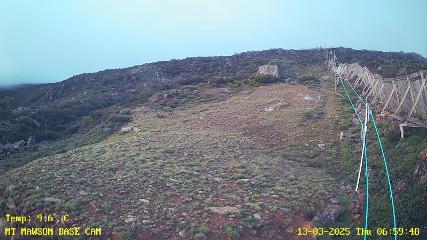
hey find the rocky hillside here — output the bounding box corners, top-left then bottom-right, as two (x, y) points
(0, 48), (426, 239)
(1, 48), (325, 169)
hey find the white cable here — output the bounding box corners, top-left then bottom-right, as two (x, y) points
(356, 101), (369, 191)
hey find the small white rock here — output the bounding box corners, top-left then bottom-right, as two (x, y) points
(124, 215), (137, 223)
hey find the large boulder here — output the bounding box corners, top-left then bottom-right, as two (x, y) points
(313, 204), (344, 227)
(27, 136), (36, 146)
(13, 140), (26, 150)
(414, 148), (427, 182)
(417, 148), (427, 161)
(257, 65), (279, 77)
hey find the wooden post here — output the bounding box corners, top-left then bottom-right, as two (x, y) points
(381, 80), (396, 113)
(399, 122), (406, 139)
(373, 83), (384, 103)
(394, 81), (401, 111)
(394, 80), (412, 114)
(367, 77), (380, 99)
(406, 75), (426, 119)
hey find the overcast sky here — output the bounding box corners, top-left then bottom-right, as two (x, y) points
(1, 0), (426, 86)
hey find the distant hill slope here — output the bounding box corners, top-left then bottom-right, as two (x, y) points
(0, 48), (426, 169)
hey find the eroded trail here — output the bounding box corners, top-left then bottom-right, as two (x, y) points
(0, 75), (346, 239)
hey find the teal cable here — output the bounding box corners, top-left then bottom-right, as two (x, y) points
(343, 79), (398, 240)
(344, 79), (365, 105)
(340, 78), (370, 239)
(370, 111), (398, 240)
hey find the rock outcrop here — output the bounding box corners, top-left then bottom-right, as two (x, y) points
(414, 148), (427, 181)
(27, 136), (36, 146)
(313, 204), (343, 227)
(257, 65), (279, 77)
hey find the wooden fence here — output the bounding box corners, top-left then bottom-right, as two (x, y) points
(327, 51), (427, 137)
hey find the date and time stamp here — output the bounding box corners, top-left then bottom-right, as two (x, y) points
(0, 213), (422, 238)
(297, 226), (421, 237)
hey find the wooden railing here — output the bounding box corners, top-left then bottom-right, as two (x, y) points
(327, 51), (427, 136)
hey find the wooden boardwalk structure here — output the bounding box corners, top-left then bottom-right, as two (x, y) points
(327, 51), (427, 138)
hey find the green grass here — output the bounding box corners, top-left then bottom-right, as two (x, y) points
(223, 223), (242, 238)
(335, 89), (427, 239)
(62, 200), (78, 212)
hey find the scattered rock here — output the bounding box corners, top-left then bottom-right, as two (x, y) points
(124, 215), (137, 223)
(213, 177), (223, 183)
(237, 178), (250, 183)
(208, 206), (239, 215)
(253, 213), (262, 220)
(77, 190), (88, 196)
(345, 185), (352, 191)
(303, 94), (320, 102)
(396, 180), (406, 193)
(329, 198), (339, 204)
(6, 198), (16, 210)
(264, 102), (287, 112)
(16, 140), (25, 148)
(282, 208), (292, 214)
(44, 197), (62, 203)
(120, 126), (141, 134)
(121, 127), (133, 133)
(285, 226), (294, 234)
(178, 230), (186, 237)
(32, 119), (41, 127)
(13, 106), (28, 114)
(139, 199), (150, 204)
